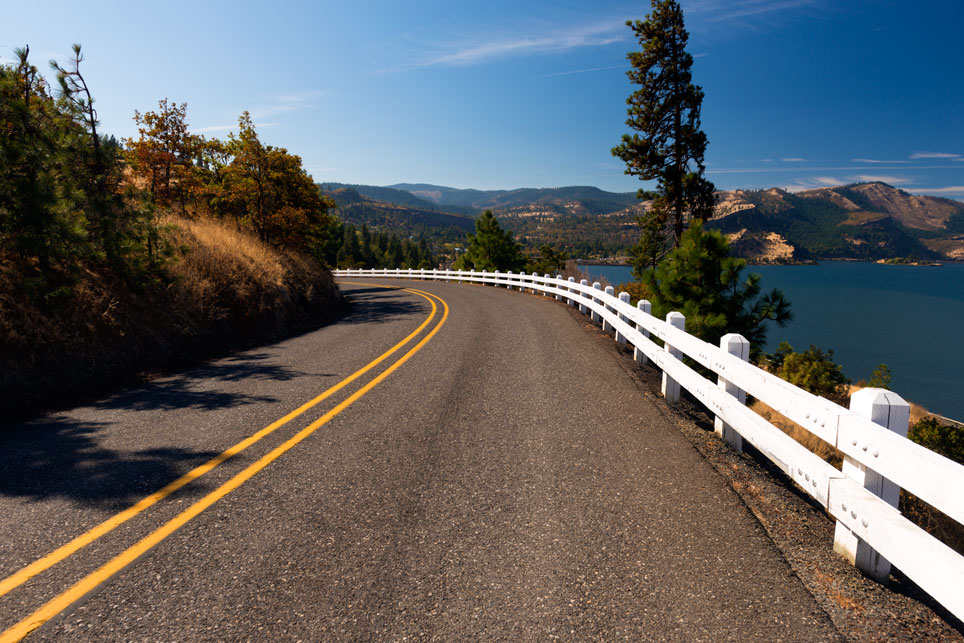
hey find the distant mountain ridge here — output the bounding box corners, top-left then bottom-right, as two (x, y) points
(321, 179), (964, 262)
(320, 183), (475, 216)
(389, 183), (638, 215)
(710, 182), (964, 262)
(323, 187), (475, 241)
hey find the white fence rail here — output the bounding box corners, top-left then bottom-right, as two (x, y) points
(336, 267), (964, 620)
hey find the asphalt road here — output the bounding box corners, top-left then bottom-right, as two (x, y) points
(0, 279), (843, 641)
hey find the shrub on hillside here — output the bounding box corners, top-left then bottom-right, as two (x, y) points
(908, 417), (964, 465)
(766, 341), (850, 406)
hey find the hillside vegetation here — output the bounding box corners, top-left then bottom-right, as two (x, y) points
(1, 47), (343, 418)
(324, 188), (474, 245)
(330, 180), (964, 263)
(2, 217), (341, 417)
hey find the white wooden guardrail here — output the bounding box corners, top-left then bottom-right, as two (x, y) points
(336, 267), (964, 620)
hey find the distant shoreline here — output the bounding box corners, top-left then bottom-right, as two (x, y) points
(576, 258), (953, 268)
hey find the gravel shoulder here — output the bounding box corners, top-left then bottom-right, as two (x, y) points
(565, 295), (964, 642)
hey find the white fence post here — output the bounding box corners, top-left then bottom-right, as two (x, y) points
(579, 279), (588, 314)
(568, 277), (576, 306)
(554, 275), (562, 301)
(635, 300), (651, 365)
(591, 282), (602, 323)
(603, 286), (615, 333)
(543, 274), (550, 296)
(530, 271), (537, 294)
(833, 388), (910, 581)
(715, 333), (750, 452)
(506, 270), (513, 289)
(616, 292), (630, 346)
(661, 312), (685, 404)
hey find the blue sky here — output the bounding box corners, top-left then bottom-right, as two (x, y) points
(4, 0), (962, 197)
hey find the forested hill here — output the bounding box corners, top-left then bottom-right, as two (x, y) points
(709, 182), (964, 263)
(321, 183), (475, 216)
(390, 183), (638, 215)
(323, 180), (964, 263)
(321, 182), (645, 257)
(323, 187), (475, 243)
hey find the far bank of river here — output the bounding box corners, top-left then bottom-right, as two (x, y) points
(579, 262), (964, 421)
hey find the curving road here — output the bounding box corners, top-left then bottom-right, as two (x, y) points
(0, 279), (842, 641)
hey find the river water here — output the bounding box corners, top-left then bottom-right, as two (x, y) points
(580, 262), (964, 421)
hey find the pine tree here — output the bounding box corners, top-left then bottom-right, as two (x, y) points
(454, 210), (524, 272)
(612, 0), (716, 265)
(647, 221), (792, 357)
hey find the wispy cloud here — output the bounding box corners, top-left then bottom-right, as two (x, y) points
(708, 164), (962, 174)
(537, 64), (625, 79)
(781, 157), (807, 162)
(850, 175), (911, 185)
(852, 158), (909, 164)
(913, 186), (964, 195)
(401, 21), (624, 69)
(909, 151), (961, 159)
(195, 91), (323, 135)
(249, 91), (326, 120)
(782, 176), (846, 192)
(687, 0), (824, 23)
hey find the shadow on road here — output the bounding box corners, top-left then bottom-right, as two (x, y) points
(92, 352), (309, 412)
(0, 287), (427, 508)
(0, 416), (221, 509)
(336, 286), (430, 327)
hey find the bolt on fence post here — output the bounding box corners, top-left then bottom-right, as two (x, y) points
(635, 300), (652, 364)
(579, 279), (589, 314)
(603, 286), (615, 333)
(661, 312), (685, 404)
(616, 292), (630, 346)
(591, 282), (602, 323)
(833, 388), (910, 581)
(715, 333), (750, 452)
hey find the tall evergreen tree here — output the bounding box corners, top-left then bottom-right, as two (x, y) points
(453, 210), (524, 272)
(612, 0), (716, 277)
(647, 221), (792, 358)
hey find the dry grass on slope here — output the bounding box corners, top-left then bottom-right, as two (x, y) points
(1, 214), (344, 420)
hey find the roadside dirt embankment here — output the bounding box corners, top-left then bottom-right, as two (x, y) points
(1, 214), (344, 420)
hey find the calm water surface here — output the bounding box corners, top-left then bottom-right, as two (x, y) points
(581, 262), (964, 421)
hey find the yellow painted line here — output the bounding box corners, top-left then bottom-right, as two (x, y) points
(0, 285), (433, 601)
(0, 289), (449, 643)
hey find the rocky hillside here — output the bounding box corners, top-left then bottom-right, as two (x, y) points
(709, 182), (964, 263)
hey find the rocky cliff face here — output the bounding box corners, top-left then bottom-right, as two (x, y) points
(708, 182), (964, 262)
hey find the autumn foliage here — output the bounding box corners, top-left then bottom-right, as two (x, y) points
(0, 45), (343, 418)
(125, 105), (337, 252)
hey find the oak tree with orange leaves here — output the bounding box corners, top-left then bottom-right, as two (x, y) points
(220, 112), (336, 248)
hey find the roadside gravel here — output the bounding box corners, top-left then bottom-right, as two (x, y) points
(569, 300), (964, 642)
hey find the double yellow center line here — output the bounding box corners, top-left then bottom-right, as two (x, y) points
(1, 283), (447, 642)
